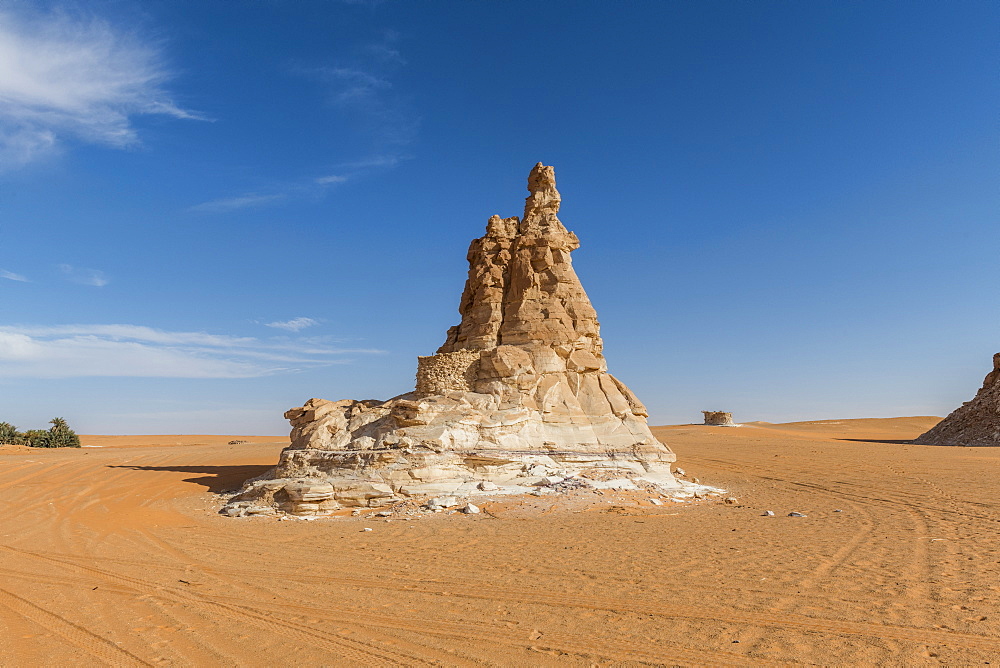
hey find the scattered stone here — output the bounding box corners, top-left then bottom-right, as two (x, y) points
(477, 481), (498, 491)
(834, 509), (843, 512)
(591, 478), (640, 491)
(246, 507), (276, 516)
(428, 496), (459, 509)
(362, 527), (373, 532)
(692, 478), (701, 484)
(915, 352), (1000, 445)
(228, 439), (248, 445)
(375, 511), (392, 517)
(649, 498), (664, 506)
(762, 510), (775, 516)
(788, 512), (807, 517)
(674, 467), (686, 476)
(538, 475), (564, 486)
(460, 503), (481, 514)
(351, 509), (361, 516)
(222, 164), (682, 518)
(724, 497), (738, 505)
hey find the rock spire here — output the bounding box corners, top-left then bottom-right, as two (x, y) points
(914, 353), (1000, 446)
(224, 164), (679, 517)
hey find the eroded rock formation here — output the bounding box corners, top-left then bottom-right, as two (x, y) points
(224, 163), (679, 517)
(702, 411), (736, 427)
(914, 353), (1000, 446)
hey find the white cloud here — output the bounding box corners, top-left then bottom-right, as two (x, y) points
(188, 193), (286, 213)
(192, 32), (414, 212)
(324, 67), (391, 105)
(58, 264), (108, 286)
(0, 324), (384, 378)
(364, 42), (405, 66)
(1, 269), (28, 282)
(266, 317), (318, 332)
(335, 154), (409, 170)
(0, 6), (202, 168)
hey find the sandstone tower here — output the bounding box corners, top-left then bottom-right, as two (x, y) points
(914, 353), (1000, 446)
(225, 164), (679, 517)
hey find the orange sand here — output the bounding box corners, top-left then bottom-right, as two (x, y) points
(1, 417), (999, 665)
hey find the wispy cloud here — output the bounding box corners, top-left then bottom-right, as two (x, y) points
(59, 264), (108, 287)
(336, 154), (409, 170)
(192, 32), (415, 213)
(364, 33), (405, 65)
(325, 67), (391, 105)
(266, 317), (318, 332)
(0, 269), (28, 282)
(314, 60), (417, 148)
(0, 324), (384, 378)
(188, 193), (286, 213)
(311, 154), (411, 186)
(311, 31), (418, 162)
(0, 6), (203, 169)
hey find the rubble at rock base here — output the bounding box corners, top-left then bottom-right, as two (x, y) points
(221, 472), (723, 519)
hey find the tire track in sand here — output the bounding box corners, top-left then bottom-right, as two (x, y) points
(0, 540), (777, 666)
(30, 543), (999, 653)
(0, 544), (442, 667)
(0, 586), (150, 666)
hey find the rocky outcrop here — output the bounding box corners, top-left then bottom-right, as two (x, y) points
(914, 353), (1000, 446)
(703, 411), (736, 426)
(224, 163), (679, 517)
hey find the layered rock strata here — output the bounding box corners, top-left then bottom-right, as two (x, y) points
(225, 163), (678, 517)
(914, 353), (1000, 446)
(702, 411), (736, 427)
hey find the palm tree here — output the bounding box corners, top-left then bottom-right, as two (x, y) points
(23, 429), (50, 447)
(0, 422), (21, 445)
(46, 417), (80, 448)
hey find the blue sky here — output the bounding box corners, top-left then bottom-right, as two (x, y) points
(1, 0), (997, 434)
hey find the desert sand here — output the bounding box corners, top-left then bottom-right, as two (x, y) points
(1, 417), (999, 665)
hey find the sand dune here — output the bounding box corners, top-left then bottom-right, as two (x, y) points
(1, 417), (999, 665)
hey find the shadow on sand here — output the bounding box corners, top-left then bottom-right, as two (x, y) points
(836, 438), (915, 445)
(108, 464), (273, 493)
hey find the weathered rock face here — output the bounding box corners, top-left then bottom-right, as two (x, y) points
(914, 353), (1000, 446)
(702, 411), (736, 427)
(225, 163), (678, 517)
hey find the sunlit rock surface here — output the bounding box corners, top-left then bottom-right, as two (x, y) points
(226, 164), (678, 516)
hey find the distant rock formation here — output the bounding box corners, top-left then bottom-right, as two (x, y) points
(914, 353), (1000, 446)
(224, 163), (679, 517)
(702, 411), (736, 427)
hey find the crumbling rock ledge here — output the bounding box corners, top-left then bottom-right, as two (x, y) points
(224, 164), (680, 517)
(914, 353), (1000, 446)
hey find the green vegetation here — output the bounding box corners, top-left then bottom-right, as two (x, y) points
(0, 418), (81, 448)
